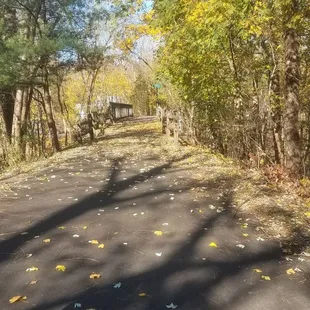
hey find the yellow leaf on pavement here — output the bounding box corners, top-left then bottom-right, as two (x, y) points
(26, 267), (39, 272)
(89, 273), (101, 279)
(83, 226), (88, 230)
(9, 296), (27, 303)
(241, 223), (248, 228)
(254, 269), (262, 273)
(43, 238), (51, 243)
(154, 231), (163, 236)
(58, 226), (66, 230)
(89, 240), (99, 244)
(98, 244), (105, 249)
(286, 268), (296, 275)
(209, 242), (218, 248)
(261, 275), (271, 281)
(29, 280), (38, 285)
(242, 233), (249, 237)
(55, 265), (66, 272)
(139, 293), (147, 297)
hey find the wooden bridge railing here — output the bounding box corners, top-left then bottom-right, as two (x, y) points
(157, 106), (183, 145)
(74, 103), (133, 143)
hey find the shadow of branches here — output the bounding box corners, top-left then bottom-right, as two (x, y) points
(0, 125), (310, 310)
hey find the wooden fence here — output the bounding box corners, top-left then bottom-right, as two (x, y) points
(157, 106), (197, 145)
(157, 106), (183, 145)
(75, 102), (133, 143)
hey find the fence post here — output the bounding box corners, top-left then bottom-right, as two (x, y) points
(174, 117), (179, 145)
(166, 112), (170, 136)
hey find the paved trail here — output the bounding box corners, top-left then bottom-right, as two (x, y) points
(0, 118), (309, 310)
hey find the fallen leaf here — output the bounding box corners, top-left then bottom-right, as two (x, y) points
(26, 267), (39, 272)
(286, 268), (296, 275)
(139, 293), (147, 297)
(155, 252), (162, 256)
(26, 254), (33, 258)
(58, 226), (66, 230)
(9, 296), (27, 303)
(241, 223), (248, 228)
(154, 231), (163, 236)
(43, 238), (51, 243)
(113, 282), (122, 288)
(166, 303), (178, 309)
(242, 233), (249, 237)
(29, 280), (38, 285)
(55, 265), (66, 272)
(254, 269), (263, 273)
(83, 226), (88, 230)
(89, 273), (101, 279)
(261, 275), (271, 281)
(73, 234), (80, 238)
(304, 211), (310, 218)
(88, 240), (99, 244)
(98, 244), (105, 249)
(209, 242), (218, 248)
(257, 237), (265, 242)
(236, 244), (245, 249)
(74, 303), (82, 308)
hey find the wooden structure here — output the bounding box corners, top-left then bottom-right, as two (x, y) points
(74, 102), (133, 143)
(157, 106), (183, 145)
(109, 102), (133, 120)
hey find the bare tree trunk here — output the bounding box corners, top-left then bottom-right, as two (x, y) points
(0, 90), (14, 137)
(283, 28), (301, 175)
(271, 69), (284, 164)
(43, 83), (60, 152)
(12, 89), (24, 154)
(85, 68), (100, 141)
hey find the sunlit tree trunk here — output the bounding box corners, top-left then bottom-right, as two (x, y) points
(12, 89), (24, 153)
(271, 68), (284, 165)
(43, 79), (60, 152)
(283, 28), (301, 175)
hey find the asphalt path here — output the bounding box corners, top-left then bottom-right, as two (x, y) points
(0, 118), (310, 310)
